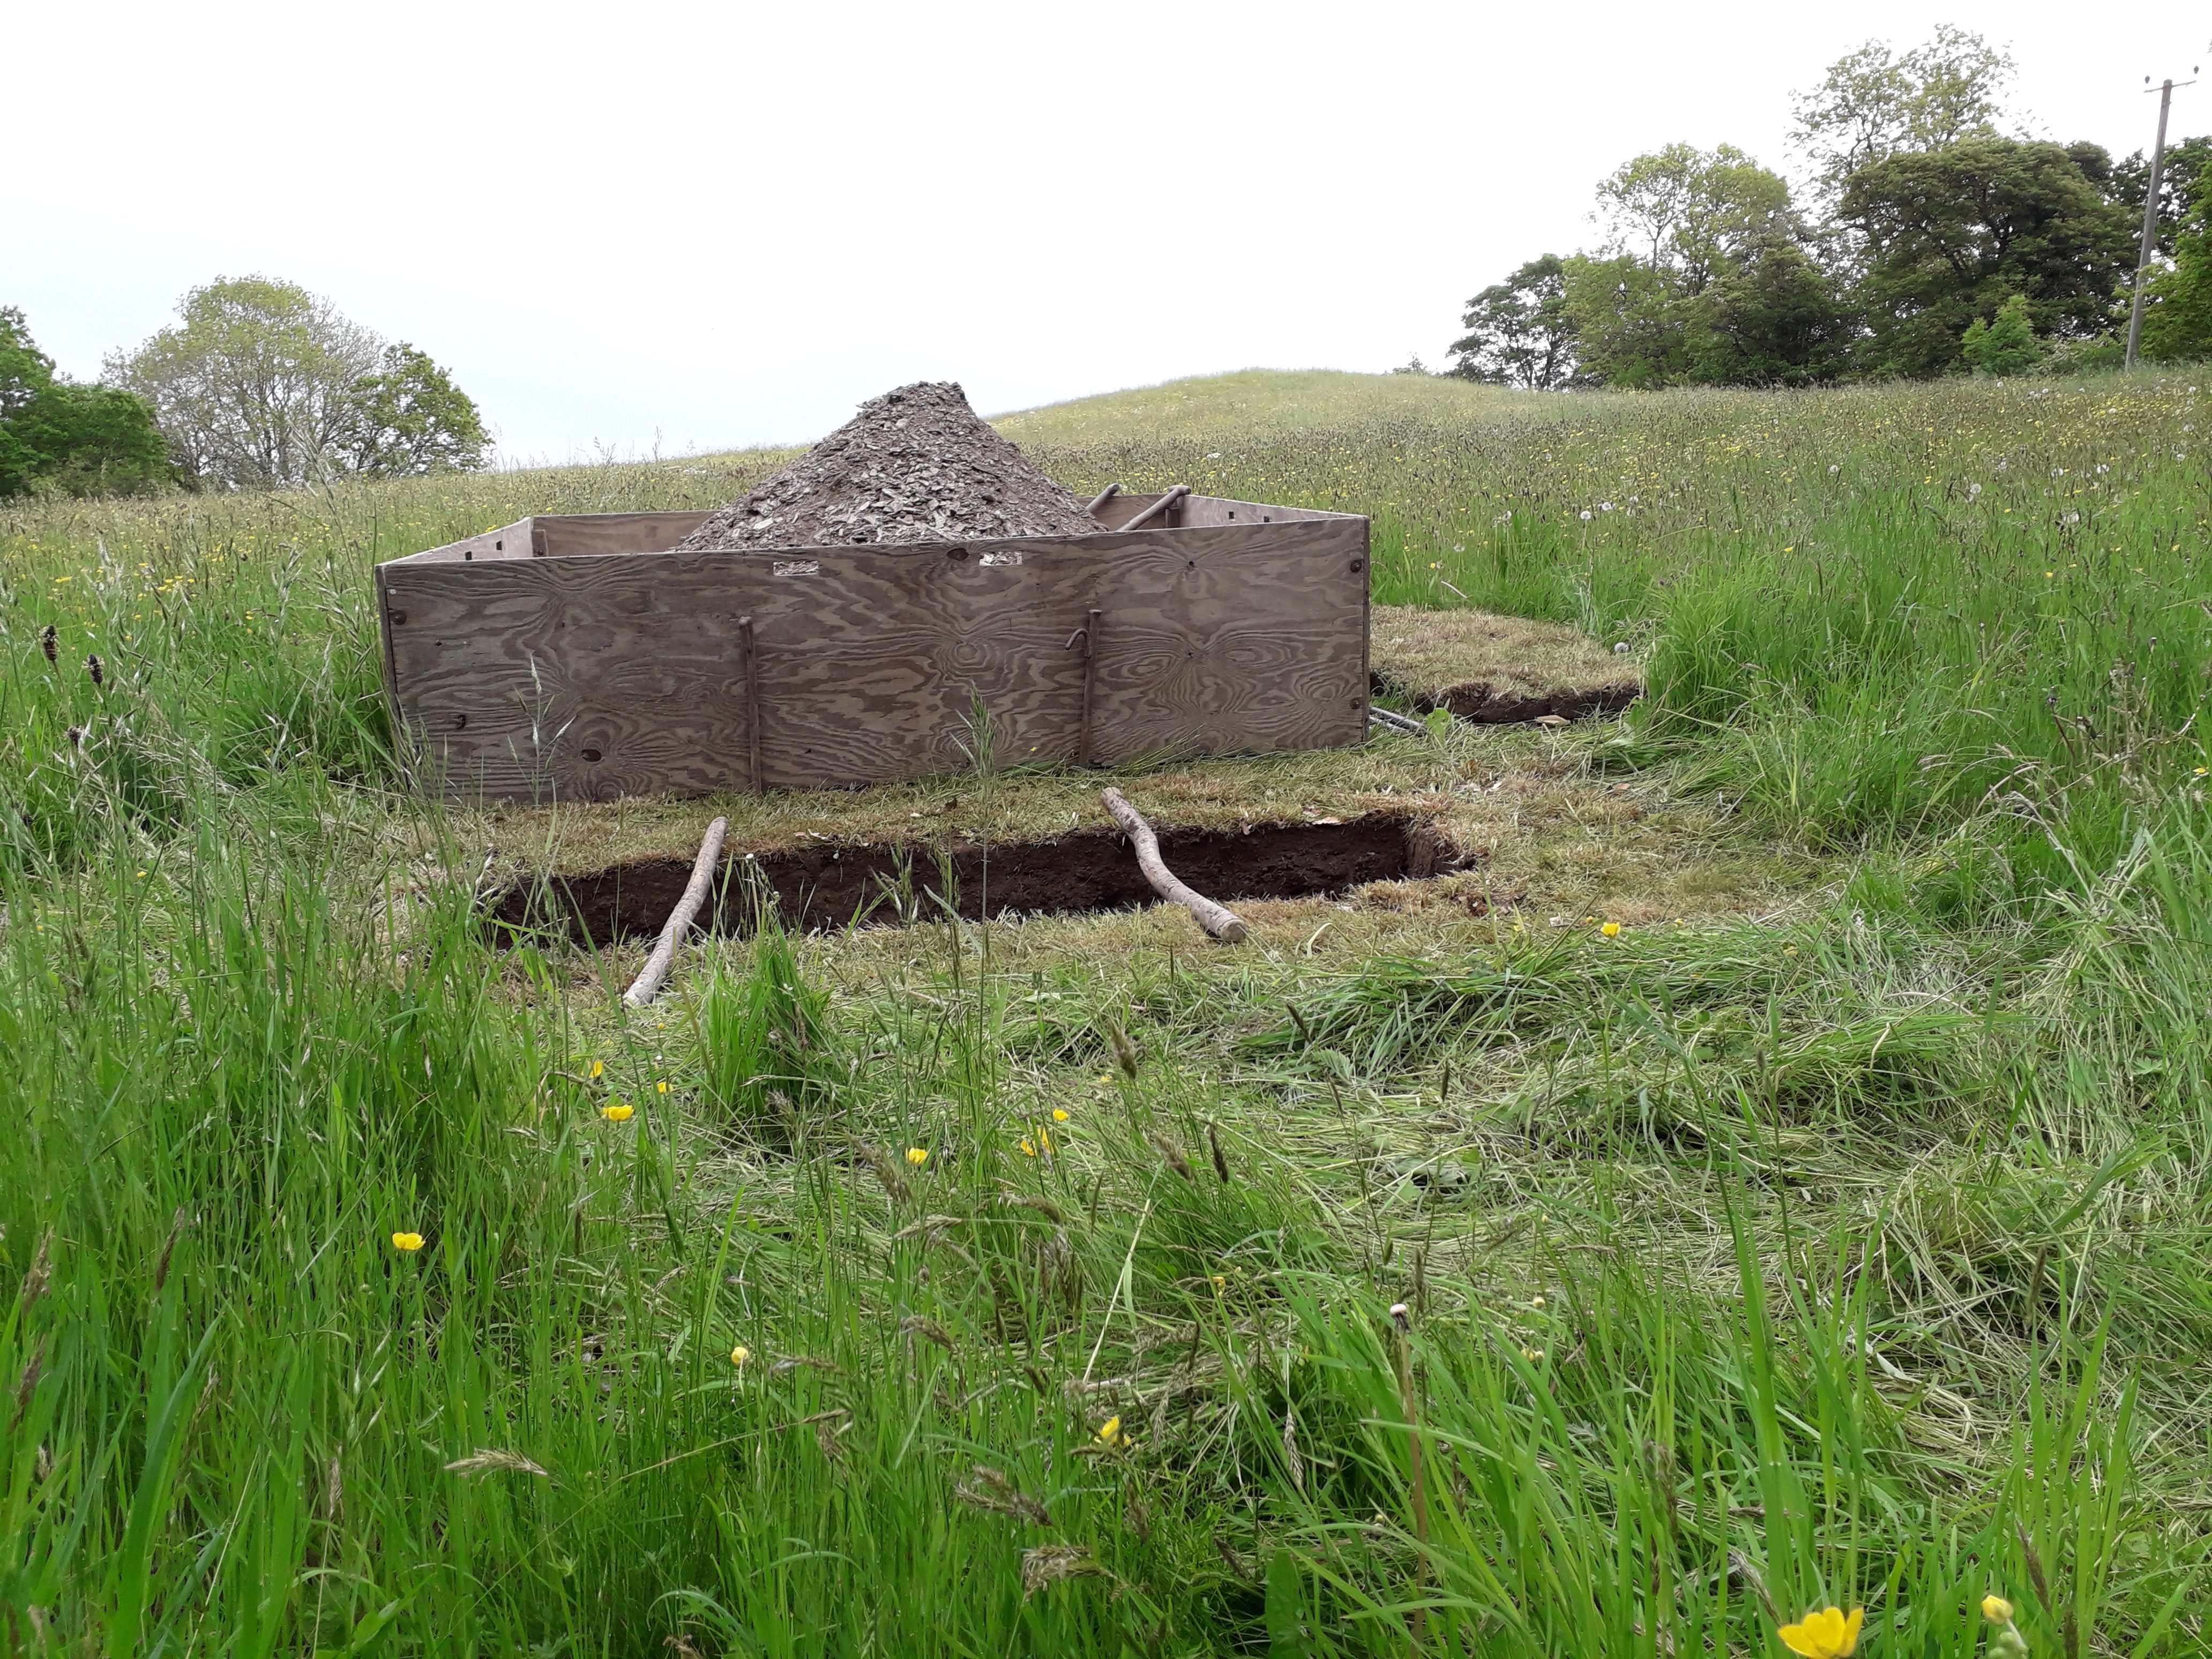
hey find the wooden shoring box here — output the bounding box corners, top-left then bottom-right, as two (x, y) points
(373, 492), (1370, 802)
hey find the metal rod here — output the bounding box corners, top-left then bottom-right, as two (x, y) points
(1115, 485), (1190, 534)
(740, 614), (763, 794)
(1085, 482), (1123, 515)
(1077, 607), (1102, 765)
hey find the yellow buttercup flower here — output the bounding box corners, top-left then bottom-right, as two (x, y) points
(655, 1080), (669, 1095)
(1096, 1415), (1124, 1447)
(905, 1147), (929, 1167)
(601, 1103), (634, 1122)
(392, 1231), (424, 1252)
(1981, 1595), (2013, 1623)
(1778, 1606), (1862, 1658)
(1052, 1108), (1070, 1122)
(1600, 921), (1620, 937)
(730, 1344), (750, 1367)
(1019, 1137), (1037, 1157)
(589, 1059), (603, 1079)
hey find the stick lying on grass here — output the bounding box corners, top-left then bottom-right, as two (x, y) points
(622, 816), (729, 1007)
(1100, 788), (1248, 943)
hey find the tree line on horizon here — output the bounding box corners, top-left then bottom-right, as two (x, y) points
(1447, 27), (2212, 390)
(0, 279), (487, 500)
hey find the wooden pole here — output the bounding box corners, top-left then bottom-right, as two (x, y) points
(622, 816), (729, 1007)
(2126, 78), (2179, 370)
(739, 615), (763, 794)
(1077, 607), (1102, 766)
(1100, 788), (1247, 943)
(1114, 485), (1190, 534)
(1085, 482), (1123, 515)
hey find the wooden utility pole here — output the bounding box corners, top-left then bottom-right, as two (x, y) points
(2127, 71), (2199, 370)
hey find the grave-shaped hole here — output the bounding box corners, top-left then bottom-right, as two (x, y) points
(488, 812), (1456, 947)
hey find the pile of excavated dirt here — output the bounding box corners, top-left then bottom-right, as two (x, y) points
(678, 381), (1100, 551)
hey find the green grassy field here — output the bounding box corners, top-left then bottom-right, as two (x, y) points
(3, 368), (2210, 1657)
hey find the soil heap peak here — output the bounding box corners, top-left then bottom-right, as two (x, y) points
(678, 381), (1098, 551)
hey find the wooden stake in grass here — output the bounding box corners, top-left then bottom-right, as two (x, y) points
(1100, 788), (1247, 943)
(622, 817), (728, 1007)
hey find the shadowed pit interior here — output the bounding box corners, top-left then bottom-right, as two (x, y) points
(489, 812), (1457, 944)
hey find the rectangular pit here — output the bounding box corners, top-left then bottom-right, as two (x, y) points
(488, 813), (1455, 946)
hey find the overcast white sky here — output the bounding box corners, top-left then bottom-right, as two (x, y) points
(10, 1), (2209, 460)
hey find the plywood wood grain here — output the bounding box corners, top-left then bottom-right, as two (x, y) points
(379, 501), (1369, 802)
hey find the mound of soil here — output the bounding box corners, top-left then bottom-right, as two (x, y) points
(679, 382), (1099, 551)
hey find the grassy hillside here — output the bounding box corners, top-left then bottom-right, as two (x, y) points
(2, 369), (2209, 1655)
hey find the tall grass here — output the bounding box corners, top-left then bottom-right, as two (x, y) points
(5, 369), (2212, 1651)
(1010, 372), (2212, 865)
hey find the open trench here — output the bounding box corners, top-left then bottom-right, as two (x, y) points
(488, 812), (1459, 946)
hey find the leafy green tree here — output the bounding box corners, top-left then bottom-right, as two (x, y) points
(1791, 26), (2016, 204)
(2109, 135), (2212, 258)
(1560, 255), (1688, 388)
(109, 278), (488, 490)
(1594, 144), (1793, 293)
(1449, 256), (1579, 388)
(2141, 169), (2212, 362)
(4, 385), (172, 497)
(1838, 137), (2136, 377)
(1960, 294), (2042, 375)
(109, 276), (380, 489)
(1692, 237), (1853, 386)
(1557, 144), (1843, 390)
(0, 308), (170, 499)
(339, 343), (488, 475)
(1, 305), (56, 420)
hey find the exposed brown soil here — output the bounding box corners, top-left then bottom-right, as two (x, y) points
(1369, 671), (1641, 724)
(677, 382), (1098, 551)
(489, 812), (1458, 945)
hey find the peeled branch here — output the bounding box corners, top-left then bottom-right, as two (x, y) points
(622, 817), (728, 1006)
(1099, 788), (1248, 943)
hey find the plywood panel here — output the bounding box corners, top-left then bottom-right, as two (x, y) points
(380, 507), (1368, 801)
(390, 518), (536, 564)
(532, 511), (715, 557)
(1177, 494), (1336, 528)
